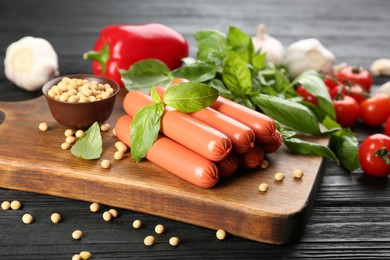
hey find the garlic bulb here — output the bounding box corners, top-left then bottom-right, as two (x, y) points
(376, 81), (390, 96)
(252, 24), (284, 65)
(4, 36), (59, 91)
(283, 38), (335, 79)
(370, 58), (390, 76)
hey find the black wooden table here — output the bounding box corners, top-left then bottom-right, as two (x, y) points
(1, 0), (390, 259)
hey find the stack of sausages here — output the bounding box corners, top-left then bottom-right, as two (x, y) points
(115, 86), (282, 188)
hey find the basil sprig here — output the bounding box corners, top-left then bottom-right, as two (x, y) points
(121, 25), (360, 171)
(71, 122), (102, 160)
(129, 84), (218, 162)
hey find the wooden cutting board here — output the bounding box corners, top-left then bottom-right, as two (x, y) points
(0, 89), (328, 244)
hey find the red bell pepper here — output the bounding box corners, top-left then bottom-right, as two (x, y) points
(83, 23), (189, 87)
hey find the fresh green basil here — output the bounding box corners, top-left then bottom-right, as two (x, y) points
(322, 116), (360, 171)
(227, 26), (253, 64)
(252, 94), (322, 135)
(195, 29), (228, 63)
(130, 102), (164, 162)
(71, 122), (102, 160)
(163, 82), (219, 113)
(171, 61), (217, 82)
(222, 51), (252, 97)
(121, 59), (171, 92)
(283, 136), (339, 163)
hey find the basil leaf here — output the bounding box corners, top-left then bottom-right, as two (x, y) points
(171, 62), (217, 82)
(163, 82), (219, 113)
(150, 86), (162, 103)
(130, 102), (164, 162)
(71, 122), (102, 160)
(251, 94), (322, 135)
(222, 51), (252, 97)
(252, 52), (266, 71)
(283, 135), (339, 163)
(121, 59), (171, 93)
(208, 79), (235, 99)
(195, 29), (228, 63)
(295, 70), (336, 120)
(323, 116), (360, 171)
(227, 26), (253, 64)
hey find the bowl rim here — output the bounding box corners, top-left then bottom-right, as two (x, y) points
(42, 74), (120, 105)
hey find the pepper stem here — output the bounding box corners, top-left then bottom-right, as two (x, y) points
(83, 43), (109, 74)
(374, 146), (390, 165)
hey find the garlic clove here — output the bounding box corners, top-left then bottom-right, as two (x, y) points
(283, 38), (335, 79)
(4, 36), (59, 92)
(252, 24), (284, 65)
(370, 58), (390, 76)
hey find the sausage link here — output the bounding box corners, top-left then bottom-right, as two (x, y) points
(123, 90), (232, 162)
(237, 144), (264, 169)
(115, 115), (220, 188)
(216, 152), (239, 177)
(210, 96), (282, 150)
(155, 86), (255, 153)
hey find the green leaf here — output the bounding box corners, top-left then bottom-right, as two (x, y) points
(195, 29), (228, 63)
(322, 116), (360, 171)
(208, 79), (234, 99)
(130, 103), (165, 162)
(282, 134), (339, 163)
(227, 26), (253, 64)
(294, 70), (336, 120)
(150, 86), (162, 103)
(251, 94), (322, 135)
(222, 51), (252, 97)
(71, 122), (102, 160)
(171, 62), (217, 82)
(163, 82), (219, 113)
(252, 52), (266, 71)
(120, 59), (171, 93)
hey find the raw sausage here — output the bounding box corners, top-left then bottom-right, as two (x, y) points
(115, 115), (220, 188)
(210, 96), (282, 151)
(237, 144), (264, 169)
(155, 86), (255, 153)
(123, 90), (232, 162)
(216, 152), (239, 177)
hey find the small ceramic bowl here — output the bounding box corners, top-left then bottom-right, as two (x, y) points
(42, 74), (120, 129)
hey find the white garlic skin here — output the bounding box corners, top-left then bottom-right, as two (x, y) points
(376, 81), (390, 96)
(252, 24), (284, 65)
(4, 36), (59, 91)
(370, 58), (390, 76)
(283, 38), (335, 79)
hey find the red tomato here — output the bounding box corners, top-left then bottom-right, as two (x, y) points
(323, 77), (340, 99)
(336, 65), (373, 91)
(342, 84), (367, 104)
(359, 134), (390, 177)
(333, 95), (360, 127)
(296, 85), (318, 106)
(360, 93), (390, 126)
(385, 116), (390, 136)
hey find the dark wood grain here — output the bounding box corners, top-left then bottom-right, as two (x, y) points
(1, 0), (390, 259)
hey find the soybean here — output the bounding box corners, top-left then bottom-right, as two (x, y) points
(38, 122), (48, 132)
(51, 212), (61, 223)
(22, 213), (33, 224)
(72, 230), (83, 240)
(144, 235), (155, 246)
(216, 229), (227, 240)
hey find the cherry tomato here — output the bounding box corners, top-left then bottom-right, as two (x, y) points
(296, 85), (318, 105)
(360, 93), (390, 126)
(336, 65), (373, 91)
(385, 116), (390, 136)
(342, 84), (367, 104)
(323, 76), (339, 99)
(359, 134), (390, 177)
(333, 95), (360, 127)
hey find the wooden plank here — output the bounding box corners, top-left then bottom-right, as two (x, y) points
(0, 89), (328, 245)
